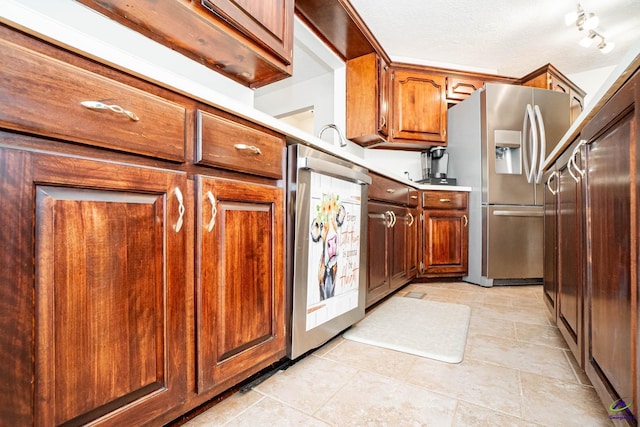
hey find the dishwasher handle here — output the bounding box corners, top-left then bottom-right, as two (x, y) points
(298, 156), (372, 185)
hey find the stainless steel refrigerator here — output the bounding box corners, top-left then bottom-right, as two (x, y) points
(447, 83), (570, 286)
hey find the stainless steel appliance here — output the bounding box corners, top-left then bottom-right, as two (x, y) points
(447, 84), (570, 286)
(287, 144), (370, 359)
(419, 147), (457, 185)
(429, 147), (449, 178)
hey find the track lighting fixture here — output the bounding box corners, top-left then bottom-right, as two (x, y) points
(565, 3), (614, 53)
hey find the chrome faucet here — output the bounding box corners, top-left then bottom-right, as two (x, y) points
(318, 124), (348, 148)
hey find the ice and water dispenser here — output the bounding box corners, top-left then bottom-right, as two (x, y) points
(494, 130), (522, 175)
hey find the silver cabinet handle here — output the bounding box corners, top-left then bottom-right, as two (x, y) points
(233, 143), (262, 155)
(439, 198), (451, 203)
(173, 187), (185, 232)
(546, 171), (559, 195)
(463, 214), (468, 227)
(407, 212), (415, 227)
(384, 210), (397, 228)
(206, 191), (217, 232)
(567, 155), (579, 183)
(384, 211), (393, 228)
(410, 195), (418, 200)
(571, 139), (587, 178)
(80, 100), (139, 121)
(386, 189), (395, 193)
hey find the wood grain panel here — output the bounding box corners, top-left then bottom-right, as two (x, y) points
(196, 109), (284, 179)
(31, 152), (187, 426)
(586, 112), (634, 410)
(77, 0), (292, 87)
(366, 202), (390, 306)
(0, 37), (186, 162)
(392, 70), (447, 142)
(196, 176), (285, 393)
(295, 0), (377, 61)
(37, 188), (163, 424)
(557, 149), (584, 364)
(0, 148), (33, 425)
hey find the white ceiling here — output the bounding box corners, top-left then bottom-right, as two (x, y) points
(349, 0), (640, 77)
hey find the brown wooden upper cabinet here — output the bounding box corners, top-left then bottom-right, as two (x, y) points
(520, 64), (586, 124)
(346, 53), (447, 149)
(77, 0), (294, 87)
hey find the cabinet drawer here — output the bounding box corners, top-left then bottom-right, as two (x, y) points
(408, 189), (420, 207)
(369, 173), (409, 204)
(423, 191), (468, 209)
(0, 38), (186, 162)
(196, 110), (284, 179)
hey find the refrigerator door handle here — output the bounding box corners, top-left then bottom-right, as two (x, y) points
(492, 209), (544, 217)
(522, 104), (538, 184)
(533, 105), (546, 184)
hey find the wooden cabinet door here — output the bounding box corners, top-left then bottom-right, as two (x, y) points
(422, 209), (468, 276)
(556, 148), (584, 366)
(0, 146), (188, 426)
(195, 176), (285, 393)
(389, 206), (409, 289)
(390, 70), (447, 143)
(199, 0), (294, 64)
(585, 108), (635, 418)
(407, 207), (420, 279)
(367, 202), (390, 306)
(446, 75), (485, 103)
(542, 167), (558, 318)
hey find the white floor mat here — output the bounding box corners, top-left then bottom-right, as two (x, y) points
(343, 296), (471, 363)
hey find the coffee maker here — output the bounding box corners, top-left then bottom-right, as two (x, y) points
(419, 147), (456, 185)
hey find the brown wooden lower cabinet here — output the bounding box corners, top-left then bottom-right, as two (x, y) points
(366, 202), (412, 307)
(544, 68), (639, 424)
(556, 139), (585, 366)
(0, 145), (188, 426)
(0, 23), (291, 426)
(419, 191), (469, 278)
(583, 76), (637, 422)
(195, 176), (286, 394)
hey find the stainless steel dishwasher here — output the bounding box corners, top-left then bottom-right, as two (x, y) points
(286, 144), (371, 359)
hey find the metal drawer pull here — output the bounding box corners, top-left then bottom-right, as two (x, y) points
(410, 195), (418, 199)
(386, 189), (395, 193)
(206, 191), (217, 232)
(80, 100), (139, 121)
(407, 212), (415, 227)
(174, 187), (185, 232)
(463, 214), (468, 227)
(439, 198), (451, 203)
(234, 143), (262, 155)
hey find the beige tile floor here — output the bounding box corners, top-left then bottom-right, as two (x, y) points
(182, 282), (613, 426)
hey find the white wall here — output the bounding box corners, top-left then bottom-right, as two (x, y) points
(567, 65), (617, 106)
(364, 150), (423, 182)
